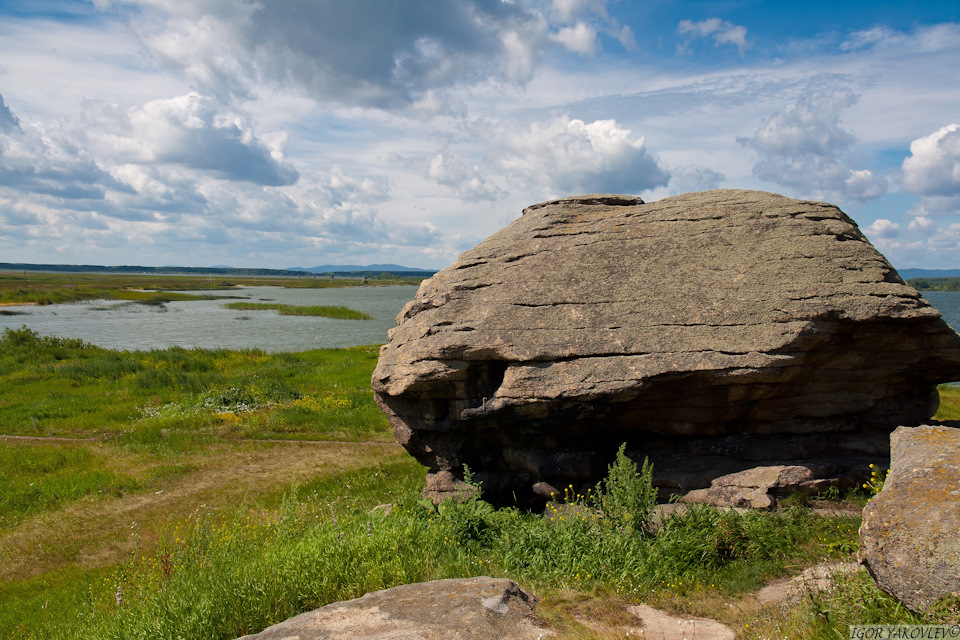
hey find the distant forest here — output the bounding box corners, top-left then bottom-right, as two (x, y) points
(1, 262), (311, 277)
(906, 277), (960, 292)
(0, 262), (431, 279)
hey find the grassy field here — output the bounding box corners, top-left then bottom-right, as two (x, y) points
(0, 326), (388, 442)
(1, 327), (957, 639)
(222, 302), (372, 320)
(0, 270), (419, 306)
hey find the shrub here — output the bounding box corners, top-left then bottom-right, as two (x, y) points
(0, 326), (95, 362)
(593, 444), (657, 534)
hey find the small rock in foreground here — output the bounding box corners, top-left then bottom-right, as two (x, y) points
(629, 605), (735, 640)
(235, 577), (550, 640)
(859, 424), (960, 613)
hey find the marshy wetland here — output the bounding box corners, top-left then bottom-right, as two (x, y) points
(1, 272), (959, 638)
(0, 271), (419, 351)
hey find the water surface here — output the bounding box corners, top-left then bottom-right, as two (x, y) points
(920, 291), (960, 334)
(0, 286), (419, 352)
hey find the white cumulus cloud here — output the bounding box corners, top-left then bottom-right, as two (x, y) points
(497, 115), (669, 196)
(907, 215), (935, 232)
(80, 93), (298, 186)
(678, 18), (750, 54)
(118, 0), (552, 108)
(0, 94), (126, 201)
(548, 0), (635, 51)
(427, 153), (502, 202)
(902, 123), (960, 197)
(107, 0), (642, 110)
(737, 92), (887, 202)
(668, 165), (726, 194)
(0, 95), (19, 133)
(864, 218), (900, 238)
(550, 22), (599, 56)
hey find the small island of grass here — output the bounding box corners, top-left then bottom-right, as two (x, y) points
(223, 301), (372, 320)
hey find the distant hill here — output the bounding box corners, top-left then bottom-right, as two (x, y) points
(289, 264), (435, 274)
(899, 268), (960, 279)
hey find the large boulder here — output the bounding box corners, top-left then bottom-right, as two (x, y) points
(859, 424), (960, 612)
(236, 577), (548, 640)
(372, 190), (960, 506)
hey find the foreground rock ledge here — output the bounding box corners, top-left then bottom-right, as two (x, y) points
(373, 189), (960, 506)
(236, 577), (548, 640)
(859, 424), (960, 613)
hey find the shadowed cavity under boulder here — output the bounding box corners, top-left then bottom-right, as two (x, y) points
(372, 190), (960, 507)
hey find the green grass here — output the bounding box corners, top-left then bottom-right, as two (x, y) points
(1, 329), (956, 639)
(935, 384), (960, 420)
(0, 327), (388, 441)
(0, 450), (929, 640)
(222, 302), (372, 320)
(0, 444), (142, 530)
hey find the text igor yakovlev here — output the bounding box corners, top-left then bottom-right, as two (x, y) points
(850, 626), (960, 639)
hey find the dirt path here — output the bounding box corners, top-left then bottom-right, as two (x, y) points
(0, 440), (404, 583)
(0, 434), (100, 442)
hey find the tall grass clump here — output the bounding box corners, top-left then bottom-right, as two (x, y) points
(595, 444), (657, 533)
(503, 446), (823, 598)
(0, 325), (98, 363)
(56, 505), (462, 639)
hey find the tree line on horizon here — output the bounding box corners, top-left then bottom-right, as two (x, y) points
(906, 277), (960, 292)
(0, 262), (433, 279)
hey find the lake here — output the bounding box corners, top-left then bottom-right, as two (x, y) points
(0, 285), (419, 352)
(921, 291), (960, 334)
(1, 286), (959, 353)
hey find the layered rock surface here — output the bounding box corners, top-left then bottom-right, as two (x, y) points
(372, 189), (960, 506)
(859, 424), (960, 612)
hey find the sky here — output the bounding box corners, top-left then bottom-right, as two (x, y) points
(0, 1), (959, 271)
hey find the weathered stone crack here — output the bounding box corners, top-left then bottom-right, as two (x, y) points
(522, 194), (644, 213)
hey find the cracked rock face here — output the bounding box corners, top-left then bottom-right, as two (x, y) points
(372, 190), (960, 506)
